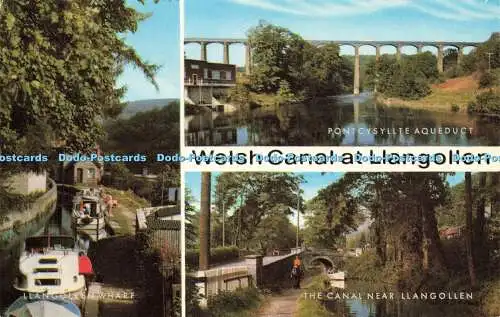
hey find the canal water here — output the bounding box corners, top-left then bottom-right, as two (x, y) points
(185, 94), (500, 146)
(0, 192), (91, 313)
(320, 280), (485, 317)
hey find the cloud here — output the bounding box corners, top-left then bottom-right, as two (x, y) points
(228, 0), (500, 20)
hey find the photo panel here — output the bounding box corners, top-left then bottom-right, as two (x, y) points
(183, 0), (500, 147)
(0, 1), (182, 317)
(184, 171), (500, 317)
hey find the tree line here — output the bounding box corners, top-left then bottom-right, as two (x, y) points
(305, 172), (499, 294)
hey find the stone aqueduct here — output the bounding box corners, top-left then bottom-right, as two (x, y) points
(185, 37), (482, 95)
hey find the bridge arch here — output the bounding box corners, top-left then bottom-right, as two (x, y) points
(309, 256), (336, 271)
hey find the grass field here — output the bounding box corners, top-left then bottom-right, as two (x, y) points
(381, 74), (500, 113)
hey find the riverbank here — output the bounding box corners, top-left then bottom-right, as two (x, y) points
(377, 75), (500, 113)
(297, 275), (332, 317)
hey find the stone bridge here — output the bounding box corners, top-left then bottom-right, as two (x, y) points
(302, 249), (345, 271)
(185, 36), (489, 95)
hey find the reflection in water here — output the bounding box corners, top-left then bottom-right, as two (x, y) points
(320, 280), (484, 317)
(185, 95), (500, 146)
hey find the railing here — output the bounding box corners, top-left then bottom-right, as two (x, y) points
(184, 79), (236, 87)
(204, 266), (250, 297)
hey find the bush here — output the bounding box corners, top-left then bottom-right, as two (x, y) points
(468, 90), (500, 114)
(186, 246), (240, 268)
(451, 104), (460, 112)
(479, 71), (498, 88)
(207, 287), (262, 317)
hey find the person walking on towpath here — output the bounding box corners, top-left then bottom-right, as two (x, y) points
(291, 255), (302, 289)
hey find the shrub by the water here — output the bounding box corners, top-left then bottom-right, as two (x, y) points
(468, 90), (500, 115)
(479, 71), (498, 88)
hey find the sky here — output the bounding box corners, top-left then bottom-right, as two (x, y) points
(185, 0), (500, 64)
(118, 0), (180, 101)
(185, 172), (466, 228)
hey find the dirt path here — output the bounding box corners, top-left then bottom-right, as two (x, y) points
(257, 278), (311, 317)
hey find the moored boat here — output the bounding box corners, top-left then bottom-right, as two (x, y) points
(327, 271), (346, 281)
(72, 190), (106, 241)
(13, 235), (86, 296)
(4, 296), (81, 317)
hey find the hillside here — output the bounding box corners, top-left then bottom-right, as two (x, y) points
(121, 98), (178, 118)
(382, 72), (499, 112)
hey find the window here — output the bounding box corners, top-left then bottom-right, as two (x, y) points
(190, 64), (199, 69)
(35, 279), (61, 286)
(88, 168), (96, 179)
(226, 71), (232, 80)
(212, 70), (221, 80)
(204, 68), (208, 79)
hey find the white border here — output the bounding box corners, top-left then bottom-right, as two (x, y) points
(182, 146), (500, 172)
(179, 0), (186, 316)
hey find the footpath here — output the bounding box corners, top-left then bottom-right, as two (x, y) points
(257, 277), (312, 317)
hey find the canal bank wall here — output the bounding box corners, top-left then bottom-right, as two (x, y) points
(0, 178), (57, 250)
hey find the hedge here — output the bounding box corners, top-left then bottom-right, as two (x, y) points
(186, 246), (240, 268)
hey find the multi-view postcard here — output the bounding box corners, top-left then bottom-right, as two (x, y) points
(1, 1), (500, 317)
(184, 0), (500, 147)
(0, 1), (181, 317)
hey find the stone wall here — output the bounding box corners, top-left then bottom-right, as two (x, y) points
(261, 252), (302, 288)
(0, 178), (57, 249)
(5, 172), (47, 195)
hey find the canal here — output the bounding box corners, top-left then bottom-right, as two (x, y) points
(0, 190), (92, 313)
(321, 280), (485, 317)
(185, 93), (500, 146)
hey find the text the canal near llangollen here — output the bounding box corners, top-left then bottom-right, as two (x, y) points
(306, 279), (484, 316)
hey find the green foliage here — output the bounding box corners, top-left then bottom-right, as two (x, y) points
(478, 71), (498, 88)
(206, 287), (262, 317)
(0, 0), (159, 153)
(303, 176), (360, 249)
(468, 90), (500, 115)
(212, 172), (304, 249)
(365, 53), (434, 100)
(247, 21), (352, 99)
(104, 101), (180, 161)
(451, 104), (460, 112)
(185, 246), (240, 268)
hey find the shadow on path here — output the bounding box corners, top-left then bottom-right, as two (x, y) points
(257, 277), (312, 317)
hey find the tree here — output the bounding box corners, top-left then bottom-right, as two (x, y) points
(245, 22), (352, 99)
(464, 172), (477, 287)
(247, 21), (307, 93)
(213, 173), (304, 249)
(199, 172), (211, 270)
(0, 0), (159, 154)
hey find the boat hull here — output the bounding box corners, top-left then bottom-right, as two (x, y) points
(328, 271), (346, 280)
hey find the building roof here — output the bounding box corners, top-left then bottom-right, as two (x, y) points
(185, 58), (236, 67)
(156, 205), (181, 217)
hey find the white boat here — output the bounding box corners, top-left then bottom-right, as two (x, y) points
(4, 296), (81, 317)
(327, 271), (346, 281)
(72, 190), (106, 241)
(13, 236), (86, 296)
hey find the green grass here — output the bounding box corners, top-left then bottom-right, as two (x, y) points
(203, 287), (263, 317)
(297, 275), (334, 317)
(102, 187), (149, 235)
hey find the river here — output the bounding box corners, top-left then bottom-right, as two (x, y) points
(185, 93), (500, 146)
(0, 191), (91, 313)
(320, 280), (485, 317)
